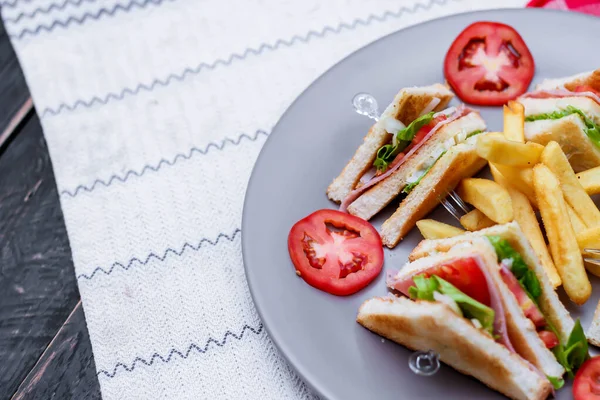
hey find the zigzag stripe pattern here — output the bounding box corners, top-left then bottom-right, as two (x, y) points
(0, 0), (33, 8)
(3, 0), (98, 23)
(9, 0), (175, 39)
(61, 129), (269, 198)
(97, 324), (264, 378)
(39, 0), (453, 117)
(77, 228), (241, 280)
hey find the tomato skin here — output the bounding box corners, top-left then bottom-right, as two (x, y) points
(538, 330), (559, 349)
(391, 256), (490, 305)
(444, 21), (535, 106)
(412, 115), (447, 145)
(574, 356), (600, 400)
(288, 209), (384, 296)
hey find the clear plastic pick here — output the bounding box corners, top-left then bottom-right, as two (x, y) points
(408, 350), (440, 376)
(352, 92), (380, 121)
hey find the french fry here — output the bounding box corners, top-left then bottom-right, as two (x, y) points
(491, 165), (562, 288)
(577, 227), (600, 251)
(567, 205), (587, 234)
(457, 178), (513, 224)
(533, 164), (590, 305)
(503, 101), (525, 143)
(492, 164), (537, 208)
(541, 141), (600, 228)
(576, 166), (600, 196)
(459, 209), (496, 231)
(476, 135), (543, 167)
(416, 219), (464, 240)
(577, 227), (600, 278)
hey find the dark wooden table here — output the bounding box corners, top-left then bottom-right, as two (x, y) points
(0, 16), (102, 400)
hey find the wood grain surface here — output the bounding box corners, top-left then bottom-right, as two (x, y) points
(0, 17), (101, 400)
(11, 303), (101, 400)
(0, 17), (29, 141)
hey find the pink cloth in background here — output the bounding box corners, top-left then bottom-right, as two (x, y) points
(527, 0), (600, 15)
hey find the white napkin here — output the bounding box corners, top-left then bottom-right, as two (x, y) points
(2, 0), (526, 398)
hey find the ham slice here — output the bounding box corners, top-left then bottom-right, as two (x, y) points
(520, 88), (600, 105)
(499, 262), (545, 328)
(386, 255), (514, 352)
(339, 105), (474, 212)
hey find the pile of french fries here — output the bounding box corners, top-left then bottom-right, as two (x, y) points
(417, 101), (600, 306)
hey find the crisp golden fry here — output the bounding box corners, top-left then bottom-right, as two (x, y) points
(491, 165), (562, 288)
(416, 219), (464, 240)
(576, 227), (600, 278)
(577, 227), (600, 251)
(459, 209), (496, 231)
(576, 166), (600, 196)
(533, 164), (590, 305)
(492, 164), (537, 208)
(476, 135), (543, 167)
(504, 101), (525, 143)
(567, 205), (587, 234)
(541, 141), (600, 228)
(457, 178), (513, 224)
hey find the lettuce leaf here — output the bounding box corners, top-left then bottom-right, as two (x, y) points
(408, 274), (438, 301)
(550, 319), (589, 378)
(409, 275), (495, 336)
(402, 151), (447, 195)
(467, 129), (484, 138)
(373, 112), (435, 172)
(525, 106), (600, 149)
(486, 236), (541, 301)
(546, 375), (565, 390)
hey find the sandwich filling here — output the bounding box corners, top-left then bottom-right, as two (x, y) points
(485, 236), (589, 379)
(387, 238), (589, 387)
(339, 105), (479, 211)
(524, 105), (600, 149)
(387, 254), (513, 350)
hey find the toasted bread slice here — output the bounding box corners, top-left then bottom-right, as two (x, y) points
(396, 239), (565, 378)
(520, 96), (600, 172)
(347, 111), (486, 220)
(357, 296), (552, 400)
(586, 300), (600, 347)
(536, 69), (600, 93)
(410, 222), (575, 344)
(379, 133), (487, 248)
(326, 84), (453, 203)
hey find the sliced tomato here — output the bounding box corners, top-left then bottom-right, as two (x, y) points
(537, 330), (559, 349)
(444, 21), (535, 106)
(388, 114), (447, 169)
(392, 256), (490, 305)
(499, 267), (546, 328)
(574, 356), (600, 400)
(288, 209), (384, 296)
(411, 114), (447, 145)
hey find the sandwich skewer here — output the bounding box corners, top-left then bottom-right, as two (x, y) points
(583, 249), (600, 267)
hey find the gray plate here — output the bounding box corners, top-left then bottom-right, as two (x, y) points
(242, 8), (600, 400)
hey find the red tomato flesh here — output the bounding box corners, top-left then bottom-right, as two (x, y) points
(288, 209), (384, 296)
(444, 21), (535, 106)
(394, 256), (491, 306)
(574, 356), (600, 400)
(386, 115), (447, 171)
(411, 115), (447, 145)
(537, 330), (559, 349)
(499, 267), (546, 328)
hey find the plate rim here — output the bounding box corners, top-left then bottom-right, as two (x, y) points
(241, 7), (599, 399)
